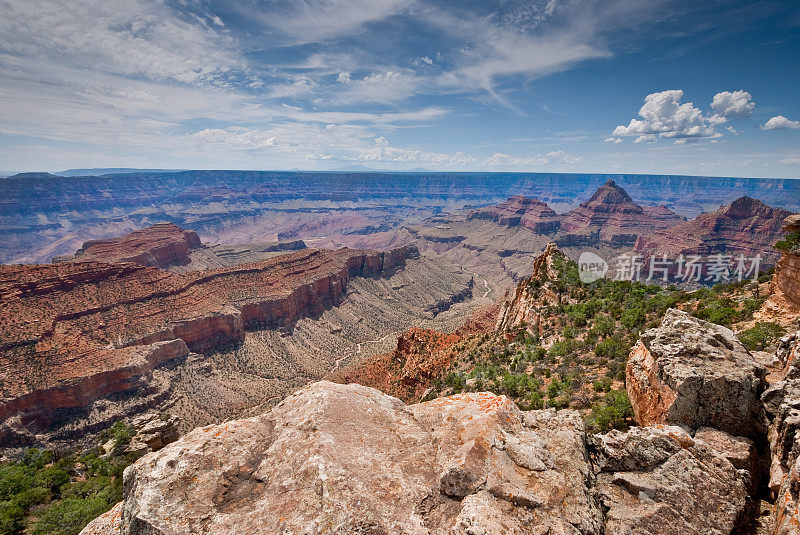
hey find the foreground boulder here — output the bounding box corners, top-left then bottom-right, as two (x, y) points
(80, 381), (758, 534)
(761, 327), (800, 533)
(626, 308), (766, 437)
(591, 425), (748, 534)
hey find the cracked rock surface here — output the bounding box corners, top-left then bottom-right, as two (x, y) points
(626, 308), (766, 438)
(87, 380), (753, 535)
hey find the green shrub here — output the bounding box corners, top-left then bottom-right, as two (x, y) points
(775, 230), (800, 252)
(588, 390), (633, 433)
(738, 322), (786, 351)
(29, 495), (112, 535)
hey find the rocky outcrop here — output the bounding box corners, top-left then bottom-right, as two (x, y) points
(773, 215), (800, 308)
(496, 242), (565, 334)
(591, 425), (748, 533)
(85, 381), (755, 534)
(759, 327), (800, 533)
(626, 309), (766, 438)
(330, 328), (463, 403)
(0, 246), (418, 446)
(634, 196), (793, 271)
(470, 196), (562, 234)
(54, 223), (203, 268)
(559, 180), (683, 246)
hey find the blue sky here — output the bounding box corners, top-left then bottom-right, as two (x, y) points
(0, 0), (798, 177)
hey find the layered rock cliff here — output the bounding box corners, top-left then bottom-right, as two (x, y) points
(773, 215), (800, 309)
(53, 222), (202, 268)
(559, 179), (684, 246)
(0, 246), (418, 447)
(470, 195), (562, 233)
(83, 381), (752, 535)
(634, 196), (793, 269)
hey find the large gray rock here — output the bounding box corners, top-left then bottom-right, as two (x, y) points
(118, 382), (602, 534)
(626, 308), (766, 437)
(80, 381), (766, 534)
(761, 329), (800, 534)
(591, 426), (748, 535)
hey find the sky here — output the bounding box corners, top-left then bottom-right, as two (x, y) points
(0, 0), (799, 177)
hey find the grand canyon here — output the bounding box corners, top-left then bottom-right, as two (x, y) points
(1, 169), (799, 534)
(3, 1), (800, 533)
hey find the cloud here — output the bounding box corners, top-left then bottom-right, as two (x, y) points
(483, 150), (581, 167)
(186, 123), (473, 167)
(611, 90), (719, 142)
(336, 70), (420, 104)
(242, 0), (409, 45)
(763, 115), (800, 130)
(710, 90), (755, 122)
(0, 0), (238, 85)
(604, 137), (622, 144)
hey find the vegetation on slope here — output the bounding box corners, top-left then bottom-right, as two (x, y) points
(419, 254), (774, 433)
(0, 423), (139, 535)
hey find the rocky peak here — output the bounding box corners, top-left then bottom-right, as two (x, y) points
(559, 181), (682, 246)
(634, 196), (793, 266)
(496, 243), (566, 333)
(586, 179), (635, 205)
(470, 196), (561, 233)
(720, 195), (777, 219)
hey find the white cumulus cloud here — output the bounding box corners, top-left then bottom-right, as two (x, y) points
(710, 90), (755, 123)
(763, 115), (800, 130)
(611, 89), (722, 143)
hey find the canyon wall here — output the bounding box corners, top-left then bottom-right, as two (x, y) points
(53, 222), (202, 267)
(773, 215), (800, 308)
(0, 245), (418, 446)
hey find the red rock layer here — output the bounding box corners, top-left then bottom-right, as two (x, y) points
(0, 246), (418, 437)
(60, 223), (202, 267)
(773, 216), (800, 307)
(330, 327), (462, 403)
(560, 180), (683, 245)
(470, 196), (561, 233)
(634, 196), (793, 267)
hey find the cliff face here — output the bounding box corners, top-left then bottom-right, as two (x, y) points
(559, 180), (684, 246)
(0, 245), (418, 446)
(773, 215), (800, 308)
(496, 242), (565, 334)
(634, 196), (793, 268)
(54, 223), (202, 267)
(84, 381), (751, 535)
(470, 195), (562, 233)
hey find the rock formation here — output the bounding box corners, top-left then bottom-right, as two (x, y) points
(773, 214), (800, 308)
(760, 326), (800, 533)
(53, 223), (202, 268)
(590, 425), (748, 533)
(470, 195), (562, 233)
(0, 246), (418, 447)
(83, 381), (753, 535)
(634, 196), (793, 270)
(626, 308), (766, 437)
(559, 180), (684, 247)
(496, 242), (566, 334)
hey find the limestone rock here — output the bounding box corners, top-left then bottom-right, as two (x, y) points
(79, 501), (122, 535)
(118, 382), (602, 534)
(592, 425), (748, 535)
(626, 308), (766, 437)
